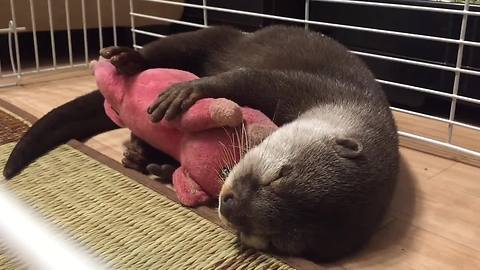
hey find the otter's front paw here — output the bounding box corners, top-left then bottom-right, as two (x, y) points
(148, 80), (208, 122)
(99, 46), (146, 75)
(239, 233), (269, 251)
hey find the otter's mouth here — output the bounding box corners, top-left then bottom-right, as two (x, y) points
(218, 202), (272, 251)
(218, 207), (261, 241)
(218, 210), (236, 229)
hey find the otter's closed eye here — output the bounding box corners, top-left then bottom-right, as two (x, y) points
(279, 164), (293, 178)
(270, 164), (293, 185)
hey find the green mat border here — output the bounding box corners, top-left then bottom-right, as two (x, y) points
(0, 98), (323, 270)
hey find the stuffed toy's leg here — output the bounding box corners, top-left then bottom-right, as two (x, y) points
(123, 133), (179, 179)
(171, 167), (211, 207)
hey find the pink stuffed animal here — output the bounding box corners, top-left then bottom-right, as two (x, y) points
(90, 58), (277, 207)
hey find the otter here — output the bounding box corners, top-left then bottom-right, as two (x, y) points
(3, 25), (399, 262)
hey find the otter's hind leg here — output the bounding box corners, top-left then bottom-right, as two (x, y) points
(122, 133), (179, 181)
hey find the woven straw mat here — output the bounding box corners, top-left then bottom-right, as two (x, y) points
(0, 106), (293, 269)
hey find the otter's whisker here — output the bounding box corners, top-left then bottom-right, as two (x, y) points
(229, 128), (239, 163)
(220, 138), (237, 173)
(272, 100), (281, 124)
(225, 127), (240, 163)
(238, 124), (245, 159)
(234, 127), (243, 162)
(243, 122), (250, 155)
(239, 122), (249, 158)
(219, 141), (234, 171)
(221, 127), (239, 168)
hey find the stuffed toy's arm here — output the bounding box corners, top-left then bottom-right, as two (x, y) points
(176, 98), (243, 132)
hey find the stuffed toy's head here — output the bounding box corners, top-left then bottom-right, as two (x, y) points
(90, 57), (199, 128)
(90, 57), (278, 206)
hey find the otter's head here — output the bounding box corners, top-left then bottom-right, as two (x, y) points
(218, 119), (390, 261)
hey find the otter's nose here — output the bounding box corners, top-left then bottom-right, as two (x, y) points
(219, 193), (235, 217)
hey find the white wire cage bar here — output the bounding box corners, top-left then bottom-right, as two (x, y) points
(0, 0), (123, 84)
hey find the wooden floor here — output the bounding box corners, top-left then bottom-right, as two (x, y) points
(1, 70), (479, 269)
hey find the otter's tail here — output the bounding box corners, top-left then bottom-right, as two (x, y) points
(3, 90), (119, 179)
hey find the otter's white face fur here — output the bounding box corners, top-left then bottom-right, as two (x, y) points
(217, 118), (371, 257)
(222, 119), (344, 192)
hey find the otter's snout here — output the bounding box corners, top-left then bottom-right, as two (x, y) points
(218, 168), (262, 233)
(219, 193), (235, 219)
(218, 191), (251, 232)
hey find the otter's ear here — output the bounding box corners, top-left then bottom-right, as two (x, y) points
(334, 137), (363, 159)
